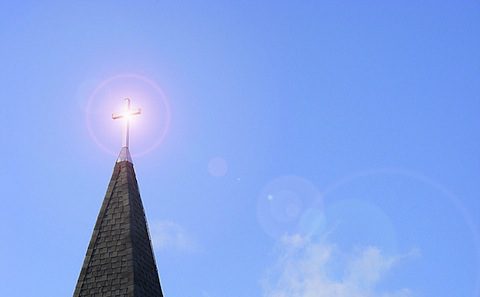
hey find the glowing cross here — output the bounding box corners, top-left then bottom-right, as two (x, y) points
(112, 98), (141, 149)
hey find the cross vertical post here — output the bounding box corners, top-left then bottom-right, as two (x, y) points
(112, 98), (141, 162)
(124, 98), (131, 148)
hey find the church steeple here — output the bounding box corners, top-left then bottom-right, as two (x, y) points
(73, 160), (163, 297)
(73, 161), (163, 297)
(73, 99), (163, 296)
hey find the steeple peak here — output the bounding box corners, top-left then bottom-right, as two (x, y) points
(117, 147), (133, 163)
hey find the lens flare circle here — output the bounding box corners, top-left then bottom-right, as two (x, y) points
(322, 168), (480, 296)
(208, 157), (228, 177)
(257, 176), (323, 240)
(86, 73), (171, 158)
(322, 198), (399, 254)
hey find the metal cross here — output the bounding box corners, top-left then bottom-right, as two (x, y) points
(112, 98), (141, 148)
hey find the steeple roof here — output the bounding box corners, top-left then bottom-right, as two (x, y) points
(73, 158), (163, 297)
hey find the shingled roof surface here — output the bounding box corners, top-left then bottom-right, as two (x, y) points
(73, 161), (163, 297)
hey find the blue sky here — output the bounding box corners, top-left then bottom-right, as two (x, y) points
(0, 1), (479, 296)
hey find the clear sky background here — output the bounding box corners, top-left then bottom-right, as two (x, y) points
(0, 1), (479, 297)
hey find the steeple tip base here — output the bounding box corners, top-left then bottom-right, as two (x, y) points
(116, 147), (133, 163)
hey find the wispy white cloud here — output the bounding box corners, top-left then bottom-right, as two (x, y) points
(150, 220), (197, 252)
(262, 234), (417, 297)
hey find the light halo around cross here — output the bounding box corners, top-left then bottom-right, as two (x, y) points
(86, 73), (171, 158)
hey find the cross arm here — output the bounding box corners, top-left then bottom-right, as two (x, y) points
(112, 108), (142, 119)
(112, 113), (123, 119)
